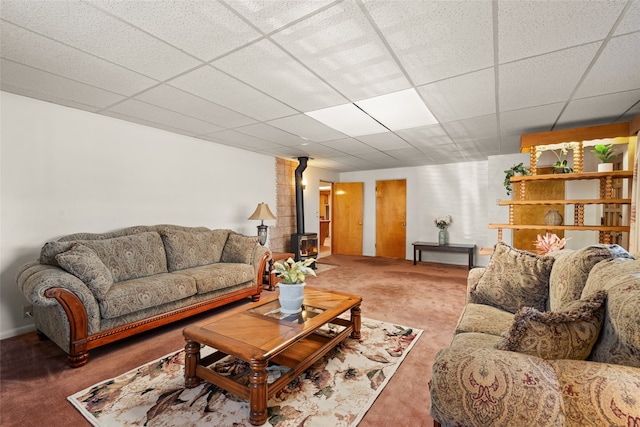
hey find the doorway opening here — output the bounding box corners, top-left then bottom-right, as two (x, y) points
(319, 181), (332, 258)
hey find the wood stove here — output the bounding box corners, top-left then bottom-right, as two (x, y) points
(291, 157), (318, 264)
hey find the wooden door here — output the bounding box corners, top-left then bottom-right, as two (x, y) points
(513, 167), (564, 251)
(376, 179), (406, 258)
(332, 182), (363, 255)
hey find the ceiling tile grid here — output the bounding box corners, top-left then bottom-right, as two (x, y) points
(1, 0), (639, 172)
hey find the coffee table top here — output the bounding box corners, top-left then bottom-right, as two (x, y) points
(183, 287), (361, 361)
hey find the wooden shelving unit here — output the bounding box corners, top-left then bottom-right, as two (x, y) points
(489, 169), (633, 245)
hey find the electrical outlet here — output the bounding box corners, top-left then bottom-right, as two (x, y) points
(23, 305), (33, 318)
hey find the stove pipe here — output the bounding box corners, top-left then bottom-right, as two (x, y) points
(294, 156), (308, 234)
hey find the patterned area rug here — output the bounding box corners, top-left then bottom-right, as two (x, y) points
(68, 317), (422, 427)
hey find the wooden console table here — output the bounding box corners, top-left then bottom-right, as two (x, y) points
(412, 241), (476, 270)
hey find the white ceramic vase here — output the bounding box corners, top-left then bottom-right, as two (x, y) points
(278, 282), (306, 313)
(598, 163), (614, 172)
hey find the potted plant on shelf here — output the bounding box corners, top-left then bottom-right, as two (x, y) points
(503, 163), (531, 196)
(591, 144), (619, 172)
(272, 257), (317, 313)
(550, 147), (573, 174)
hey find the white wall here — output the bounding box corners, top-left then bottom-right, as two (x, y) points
(340, 161), (492, 267)
(0, 92), (277, 339)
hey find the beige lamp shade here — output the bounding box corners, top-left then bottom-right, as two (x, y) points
(248, 203), (276, 246)
(248, 203), (276, 221)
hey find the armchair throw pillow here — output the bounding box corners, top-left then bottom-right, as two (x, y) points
(495, 290), (607, 360)
(471, 242), (554, 313)
(56, 243), (114, 300)
(221, 232), (259, 264)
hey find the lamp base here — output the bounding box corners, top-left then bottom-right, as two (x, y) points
(257, 224), (268, 246)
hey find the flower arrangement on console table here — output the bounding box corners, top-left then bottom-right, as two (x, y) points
(434, 215), (452, 246)
(272, 257), (317, 313)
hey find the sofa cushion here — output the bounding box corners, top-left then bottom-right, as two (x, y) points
(56, 243), (114, 300)
(454, 303), (515, 336)
(41, 232), (168, 282)
(159, 229), (230, 272)
(471, 242), (554, 313)
(495, 290), (606, 360)
(549, 245), (631, 311)
(83, 232), (168, 282)
(550, 359), (640, 427)
(98, 273), (197, 320)
(221, 232), (258, 264)
(583, 258), (640, 367)
(178, 263), (255, 294)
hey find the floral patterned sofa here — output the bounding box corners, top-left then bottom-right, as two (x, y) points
(17, 224), (269, 368)
(430, 242), (640, 426)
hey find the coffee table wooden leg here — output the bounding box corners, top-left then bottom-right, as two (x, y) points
(249, 359), (269, 426)
(350, 304), (361, 340)
(184, 339), (202, 388)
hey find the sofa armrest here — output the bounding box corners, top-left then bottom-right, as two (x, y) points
(16, 261), (101, 333)
(466, 267), (485, 303)
(252, 245), (270, 287)
(430, 335), (565, 426)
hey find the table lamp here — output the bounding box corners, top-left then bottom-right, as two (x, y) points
(248, 202), (276, 245)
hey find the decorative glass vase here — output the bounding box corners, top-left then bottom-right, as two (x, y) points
(438, 229), (448, 246)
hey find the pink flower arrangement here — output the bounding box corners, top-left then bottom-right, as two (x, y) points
(534, 232), (570, 255)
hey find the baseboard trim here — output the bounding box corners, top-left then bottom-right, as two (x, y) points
(0, 323), (36, 341)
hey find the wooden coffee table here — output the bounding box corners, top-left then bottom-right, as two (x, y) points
(183, 287), (362, 426)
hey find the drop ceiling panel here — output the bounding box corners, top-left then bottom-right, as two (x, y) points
(293, 143), (346, 158)
(418, 68), (496, 123)
(1, 59), (124, 111)
(396, 124), (453, 147)
(363, 0), (494, 85)
(355, 132), (412, 150)
(498, 0), (626, 63)
(234, 123), (308, 146)
(168, 66), (297, 121)
(615, 0), (640, 35)
(305, 103), (388, 136)
(107, 99), (225, 135)
(355, 151), (397, 163)
(385, 147), (429, 161)
(227, 0), (335, 34)
(1, 22), (157, 96)
(272, 1), (409, 100)
(574, 32), (640, 99)
(416, 143), (461, 159)
(499, 43), (600, 112)
(324, 155), (380, 169)
(441, 115), (498, 141)
(102, 110), (198, 137)
(320, 138), (379, 155)
(135, 84), (256, 128)
(1, 0), (201, 80)
(267, 114), (346, 142)
(257, 145), (312, 158)
(557, 90), (640, 128)
(212, 39), (347, 111)
(202, 129), (280, 150)
(499, 103), (564, 136)
(88, 0), (261, 61)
